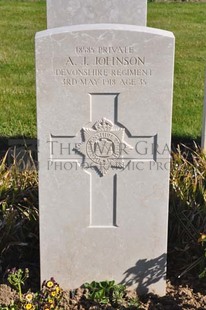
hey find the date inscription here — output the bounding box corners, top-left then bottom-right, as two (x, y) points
(54, 46), (152, 87)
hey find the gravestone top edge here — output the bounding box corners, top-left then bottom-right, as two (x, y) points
(35, 24), (175, 40)
(46, 0), (147, 28)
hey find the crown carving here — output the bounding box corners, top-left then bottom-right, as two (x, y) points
(94, 118), (113, 132)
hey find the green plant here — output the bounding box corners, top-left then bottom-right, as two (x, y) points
(111, 282), (125, 305)
(84, 280), (115, 305)
(0, 304), (15, 310)
(168, 144), (206, 278)
(0, 152), (39, 288)
(127, 296), (140, 308)
(170, 144), (206, 209)
(84, 280), (139, 308)
(84, 280), (126, 305)
(7, 268), (29, 301)
(0, 275), (63, 310)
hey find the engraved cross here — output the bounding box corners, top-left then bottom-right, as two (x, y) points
(48, 93), (157, 228)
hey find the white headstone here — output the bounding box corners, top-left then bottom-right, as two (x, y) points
(46, 0), (147, 28)
(36, 24), (174, 295)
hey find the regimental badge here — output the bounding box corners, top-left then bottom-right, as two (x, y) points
(76, 118), (133, 176)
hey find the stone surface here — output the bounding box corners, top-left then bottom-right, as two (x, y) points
(46, 0), (147, 28)
(36, 24), (175, 295)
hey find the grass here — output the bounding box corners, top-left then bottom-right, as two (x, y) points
(0, 0), (46, 138)
(147, 3), (206, 140)
(0, 2), (205, 140)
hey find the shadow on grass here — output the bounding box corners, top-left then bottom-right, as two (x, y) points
(0, 137), (38, 171)
(171, 135), (201, 149)
(0, 137), (37, 153)
(0, 134), (202, 177)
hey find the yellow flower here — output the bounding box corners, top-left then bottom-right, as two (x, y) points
(55, 286), (60, 294)
(50, 290), (56, 297)
(48, 298), (54, 304)
(46, 280), (54, 288)
(198, 233), (206, 243)
(25, 303), (33, 310)
(25, 293), (33, 302)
